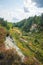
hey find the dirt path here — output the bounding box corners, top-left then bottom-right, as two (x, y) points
(4, 36), (25, 61)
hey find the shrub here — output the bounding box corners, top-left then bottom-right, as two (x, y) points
(0, 49), (21, 65)
(0, 27), (6, 46)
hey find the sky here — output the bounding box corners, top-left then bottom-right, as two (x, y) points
(0, 0), (43, 22)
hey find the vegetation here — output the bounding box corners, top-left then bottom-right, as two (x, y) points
(0, 27), (40, 65)
(0, 14), (43, 65)
(0, 48), (41, 65)
(13, 14), (43, 32)
(0, 18), (13, 30)
(10, 14), (43, 65)
(10, 28), (43, 64)
(0, 27), (6, 47)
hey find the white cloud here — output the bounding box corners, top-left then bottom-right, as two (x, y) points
(24, 0), (43, 16)
(0, 0), (43, 22)
(0, 4), (28, 22)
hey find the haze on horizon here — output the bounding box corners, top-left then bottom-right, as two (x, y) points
(0, 0), (43, 22)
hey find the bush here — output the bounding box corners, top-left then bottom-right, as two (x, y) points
(0, 48), (40, 65)
(0, 27), (6, 46)
(35, 51), (43, 64)
(0, 49), (21, 65)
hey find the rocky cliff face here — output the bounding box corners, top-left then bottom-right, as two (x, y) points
(30, 24), (38, 32)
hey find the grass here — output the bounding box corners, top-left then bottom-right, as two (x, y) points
(10, 27), (43, 64)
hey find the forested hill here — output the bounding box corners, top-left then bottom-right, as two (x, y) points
(13, 14), (43, 32)
(0, 18), (13, 30)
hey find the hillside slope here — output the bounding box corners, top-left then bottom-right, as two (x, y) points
(13, 14), (43, 32)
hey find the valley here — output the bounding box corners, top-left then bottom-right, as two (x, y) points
(0, 14), (43, 65)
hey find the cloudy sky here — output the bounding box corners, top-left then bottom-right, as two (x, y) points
(0, 0), (43, 22)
